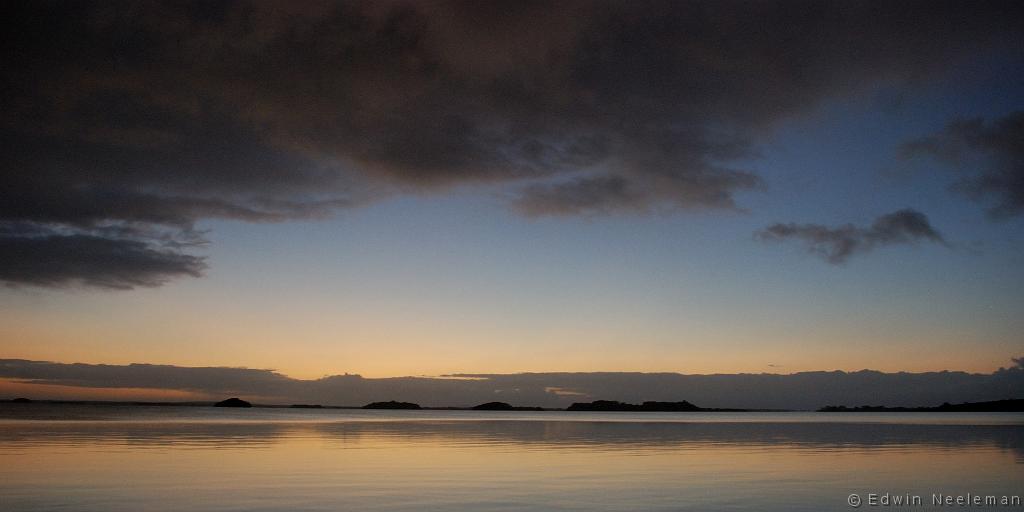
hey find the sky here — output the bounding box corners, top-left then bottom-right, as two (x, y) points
(1, 0), (1023, 390)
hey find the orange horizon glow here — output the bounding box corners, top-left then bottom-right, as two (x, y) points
(0, 378), (209, 402)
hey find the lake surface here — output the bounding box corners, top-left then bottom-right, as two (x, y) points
(1, 404), (1021, 511)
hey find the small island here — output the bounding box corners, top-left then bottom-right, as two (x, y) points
(471, 401), (544, 411)
(10, 397), (33, 403)
(472, 401), (514, 410)
(213, 397), (252, 408)
(819, 398), (1024, 412)
(363, 400), (421, 410)
(568, 400), (703, 412)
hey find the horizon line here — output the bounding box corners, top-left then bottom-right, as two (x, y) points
(3, 356), (1021, 380)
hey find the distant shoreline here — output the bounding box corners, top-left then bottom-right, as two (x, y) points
(4, 397), (1022, 412)
(818, 399), (1024, 413)
(2, 398), (775, 411)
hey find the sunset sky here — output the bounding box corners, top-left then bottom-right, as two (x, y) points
(1, 0), (1022, 383)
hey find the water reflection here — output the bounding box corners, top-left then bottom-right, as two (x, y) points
(1, 407), (1021, 512)
(1, 418), (1021, 460)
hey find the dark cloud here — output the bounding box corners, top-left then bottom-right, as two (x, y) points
(900, 111), (1024, 218)
(514, 175), (648, 216)
(2, 0), (1021, 287)
(2, 358), (1022, 410)
(756, 209), (946, 264)
(0, 225), (205, 289)
(514, 165), (763, 216)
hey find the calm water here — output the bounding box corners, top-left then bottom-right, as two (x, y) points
(1, 404), (1021, 511)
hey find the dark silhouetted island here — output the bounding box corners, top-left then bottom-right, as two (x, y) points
(11, 397), (33, 403)
(471, 401), (544, 411)
(819, 399), (1024, 412)
(473, 401), (514, 410)
(363, 401), (421, 410)
(214, 397), (252, 408)
(568, 400), (703, 412)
